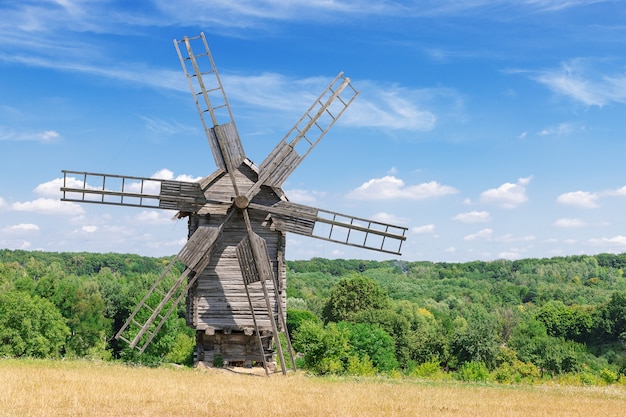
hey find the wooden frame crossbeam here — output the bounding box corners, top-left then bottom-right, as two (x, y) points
(60, 170), (206, 211)
(249, 201), (408, 255)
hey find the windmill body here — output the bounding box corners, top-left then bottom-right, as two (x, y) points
(61, 33), (407, 373)
(187, 163), (287, 367)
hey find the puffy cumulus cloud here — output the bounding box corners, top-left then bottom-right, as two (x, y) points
(494, 234), (535, 243)
(369, 212), (406, 225)
(480, 176), (531, 208)
(151, 168), (202, 182)
(81, 225), (98, 233)
(452, 210), (491, 223)
(0, 197), (6, 209)
(412, 224), (435, 234)
(497, 251), (524, 260)
(603, 185), (626, 197)
(34, 177), (67, 197)
(2, 223), (40, 233)
(283, 188), (326, 205)
(464, 228), (493, 241)
(347, 176), (457, 200)
(556, 191), (599, 208)
(135, 210), (175, 225)
(589, 235), (626, 247)
(11, 198), (84, 215)
(554, 218), (587, 228)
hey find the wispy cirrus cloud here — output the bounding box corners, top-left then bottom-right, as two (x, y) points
(531, 59), (626, 107)
(452, 210), (491, 223)
(0, 126), (60, 142)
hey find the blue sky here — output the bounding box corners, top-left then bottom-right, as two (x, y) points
(2, 0), (626, 263)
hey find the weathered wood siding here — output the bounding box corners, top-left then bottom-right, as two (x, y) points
(186, 163), (287, 335)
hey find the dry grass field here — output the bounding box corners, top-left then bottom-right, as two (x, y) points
(1, 359), (624, 417)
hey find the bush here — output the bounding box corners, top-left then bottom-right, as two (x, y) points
(346, 354), (377, 376)
(409, 359), (451, 380)
(455, 361), (491, 382)
(599, 368), (618, 384)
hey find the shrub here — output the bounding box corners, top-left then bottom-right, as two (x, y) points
(455, 361), (491, 383)
(599, 368), (617, 384)
(347, 354), (377, 376)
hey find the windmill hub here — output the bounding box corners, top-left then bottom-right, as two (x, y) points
(234, 195), (249, 209)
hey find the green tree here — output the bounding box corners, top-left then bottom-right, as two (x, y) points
(323, 274), (390, 322)
(0, 291), (70, 357)
(293, 320), (350, 375)
(337, 321), (398, 372)
(451, 305), (500, 369)
(600, 291), (626, 341)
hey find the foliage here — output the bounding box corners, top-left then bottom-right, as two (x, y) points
(2, 249), (626, 385)
(0, 291), (70, 357)
(286, 308), (319, 336)
(322, 274), (390, 322)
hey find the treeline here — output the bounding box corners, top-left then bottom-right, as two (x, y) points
(287, 256), (626, 383)
(1, 249), (625, 384)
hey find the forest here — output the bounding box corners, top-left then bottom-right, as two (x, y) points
(1, 249), (625, 385)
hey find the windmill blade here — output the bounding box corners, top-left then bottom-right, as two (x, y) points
(249, 201), (408, 256)
(246, 72), (358, 200)
(236, 230), (274, 284)
(115, 222), (226, 353)
(60, 170), (210, 212)
(174, 33), (245, 177)
(235, 207), (289, 375)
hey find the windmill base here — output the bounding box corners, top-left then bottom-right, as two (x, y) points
(194, 329), (276, 370)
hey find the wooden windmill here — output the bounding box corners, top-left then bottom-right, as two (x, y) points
(60, 33), (407, 374)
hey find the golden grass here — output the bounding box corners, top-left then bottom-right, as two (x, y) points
(1, 359), (624, 417)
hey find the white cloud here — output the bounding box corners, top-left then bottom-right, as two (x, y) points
(556, 191), (599, 208)
(0, 126), (61, 142)
(412, 224), (435, 234)
(11, 198), (84, 215)
(464, 228), (493, 241)
(532, 59), (626, 107)
(480, 176), (531, 208)
(452, 210), (491, 223)
(35, 178), (66, 197)
(139, 116), (196, 135)
(347, 176), (457, 200)
(370, 212), (406, 225)
(345, 86), (438, 131)
(589, 235), (626, 247)
(554, 218), (587, 227)
(135, 210), (175, 225)
(538, 123), (575, 136)
(0, 197), (6, 209)
(81, 225), (98, 233)
(151, 169), (201, 183)
(497, 251), (523, 260)
(494, 234), (535, 243)
(283, 188), (325, 205)
(603, 185), (626, 197)
(2, 223), (40, 233)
